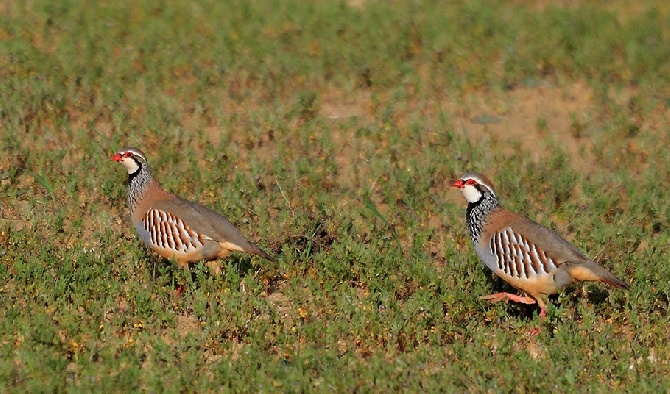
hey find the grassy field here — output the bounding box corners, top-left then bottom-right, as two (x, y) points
(1, 0), (669, 391)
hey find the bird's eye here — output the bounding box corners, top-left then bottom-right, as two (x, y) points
(123, 152), (133, 158)
(465, 179), (477, 186)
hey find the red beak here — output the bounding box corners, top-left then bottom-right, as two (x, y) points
(111, 153), (122, 162)
(451, 179), (465, 188)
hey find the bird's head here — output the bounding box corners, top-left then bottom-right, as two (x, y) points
(111, 147), (148, 175)
(451, 172), (496, 204)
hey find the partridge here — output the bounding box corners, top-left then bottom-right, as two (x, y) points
(111, 147), (274, 272)
(452, 172), (628, 317)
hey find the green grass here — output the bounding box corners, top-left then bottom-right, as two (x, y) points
(1, 0), (669, 391)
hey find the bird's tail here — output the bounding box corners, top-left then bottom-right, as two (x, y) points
(567, 261), (630, 289)
(220, 239), (276, 262)
(253, 246), (277, 263)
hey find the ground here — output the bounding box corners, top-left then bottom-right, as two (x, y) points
(0, 0), (669, 391)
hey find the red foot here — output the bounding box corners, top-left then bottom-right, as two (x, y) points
(479, 292), (537, 305)
(527, 308), (548, 335)
(206, 261), (221, 276)
(175, 285), (185, 297)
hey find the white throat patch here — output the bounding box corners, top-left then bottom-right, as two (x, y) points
(120, 157), (140, 174)
(461, 184), (483, 203)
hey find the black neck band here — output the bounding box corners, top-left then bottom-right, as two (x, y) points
(127, 160), (142, 184)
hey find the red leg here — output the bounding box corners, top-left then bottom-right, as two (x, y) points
(206, 260), (222, 276)
(480, 293), (547, 334)
(175, 285), (184, 298)
(527, 307), (548, 335)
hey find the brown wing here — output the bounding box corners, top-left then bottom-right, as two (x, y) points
(486, 209), (628, 289)
(486, 209), (589, 267)
(152, 195), (274, 261)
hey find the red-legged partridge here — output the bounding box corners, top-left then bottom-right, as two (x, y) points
(111, 147), (274, 272)
(452, 172), (629, 317)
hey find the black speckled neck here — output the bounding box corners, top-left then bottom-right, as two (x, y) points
(465, 185), (500, 243)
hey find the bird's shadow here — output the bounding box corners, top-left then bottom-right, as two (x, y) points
(584, 285), (610, 305)
(146, 252), (258, 292)
(479, 265), (621, 319)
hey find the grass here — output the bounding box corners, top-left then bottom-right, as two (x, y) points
(1, 0), (669, 391)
